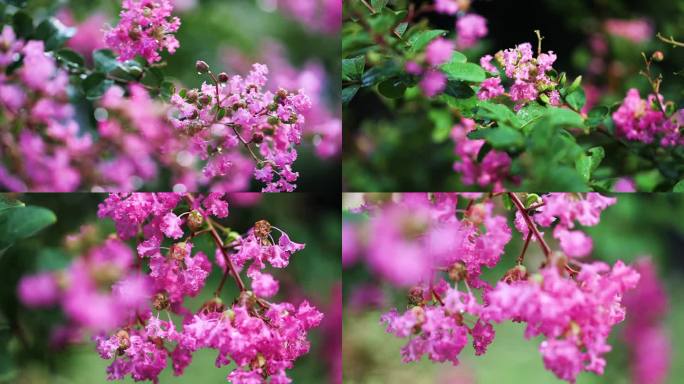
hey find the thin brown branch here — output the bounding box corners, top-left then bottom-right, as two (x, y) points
(507, 193), (551, 258)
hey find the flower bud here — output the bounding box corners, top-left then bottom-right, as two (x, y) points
(201, 297), (225, 313)
(448, 261), (468, 281)
(408, 286), (424, 306)
(169, 242), (188, 261)
(116, 329), (131, 354)
(238, 290), (257, 307)
(501, 265), (528, 284)
(187, 210), (204, 232)
(152, 292), (170, 311)
(254, 220), (272, 242)
(251, 132), (264, 144)
(652, 51), (664, 62)
(186, 89), (199, 103)
(195, 60), (210, 74)
(267, 116), (280, 125)
(199, 94), (212, 106)
(218, 72), (229, 83)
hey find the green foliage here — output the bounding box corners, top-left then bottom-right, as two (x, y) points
(0, 196), (55, 257)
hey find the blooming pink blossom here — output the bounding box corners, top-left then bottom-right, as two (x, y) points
(426, 38), (455, 66)
(17, 272), (59, 307)
(434, 0), (460, 15)
(456, 14), (488, 49)
(420, 70), (447, 97)
(612, 88), (682, 147)
(604, 19), (653, 43)
(105, 0), (181, 63)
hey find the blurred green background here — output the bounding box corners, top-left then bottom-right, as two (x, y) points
(15, 0), (341, 192)
(0, 193), (341, 383)
(343, 193), (684, 383)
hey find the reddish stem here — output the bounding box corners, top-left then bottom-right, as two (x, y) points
(517, 232), (533, 265)
(507, 193), (551, 258)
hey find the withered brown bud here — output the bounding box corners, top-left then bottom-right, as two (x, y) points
(251, 132), (264, 144)
(448, 261), (468, 282)
(408, 286), (424, 306)
(254, 220), (272, 242)
(238, 290), (257, 308)
(218, 72), (229, 83)
(169, 242), (188, 261)
(195, 60), (210, 74)
(152, 292), (170, 311)
(200, 297), (225, 314)
(186, 89), (199, 103)
(187, 210), (204, 232)
(501, 265), (528, 284)
(116, 329), (131, 354)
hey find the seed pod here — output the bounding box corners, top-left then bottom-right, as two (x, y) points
(187, 210), (204, 232)
(195, 60), (210, 74)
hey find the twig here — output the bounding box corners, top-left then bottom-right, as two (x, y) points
(507, 193), (551, 258)
(656, 33), (684, 48)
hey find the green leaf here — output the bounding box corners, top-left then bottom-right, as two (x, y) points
(407, 30), (447, 54)
(82, 73), (113, 100)
(342, 56), (365, 82)
(160, 81), (175, 102)
(440, 62), (486, 83)
(429, 109), (453, 143)
(0, 206), (56, 256)
(544, 107), (584, 128)
(0, 196), (24, 216)
(361, 61), (399, 87)
(371, 0), (389, 11)
(476, 102), (520, 127)
(93, 49), (120, 73)
(445, 51), (467, 64)
(468, 126), (524, 149)
(141, 67), (164, 88)
(394, 22), (408, 37)
(443, 80), (475, 99)
(565, 88), (586, 111)
(377, 77), (407, 99)
(12, 11), (33, 39)
(55, 48), (85, 68)
(674, 180), (684, 192)
(342, 85), (360, 105)
(586, 106), (609, 128)
(35, 18), (75, 51)
(575, 147), (605, 182)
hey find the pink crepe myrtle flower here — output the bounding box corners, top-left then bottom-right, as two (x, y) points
(451, 118), (512, 190)
(420, 70), (447, 97)
(477, 77), (505, 100)
(20, 193), (320, 383)
(604, 19), (653, 43)
(479, 43), (561, 108)
(612, 89), (682, 147)
(17, 272), (59, 308)
(105, 0), (181, 63)
(426, 38), (455, 66)
(434, 0), (461, 15)
(456, 14), (488, 49)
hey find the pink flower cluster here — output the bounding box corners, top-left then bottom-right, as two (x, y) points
(622, 259), (671, 384)
(612, 88), (683, 147)
(344, 193), (639, 383)
(515, 193), (616, 259)
(0, 26), (87, 191)
(18, 193), (321, 383)
(433, 0), (488, 48)
(405, 37), (454, 97)
(479, 43), (561, 108)
(450, 118), (512, 190)
(105, 0), (181, 63)
(486, 261), (640, 382)
(604, 19), (653, 44)
(221, 41), (341, 159)
(170, 63), (312, 192)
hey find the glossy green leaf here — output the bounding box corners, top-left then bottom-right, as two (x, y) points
(565, 88), (586, 111)
(35, 18), (75, 51)
(429, 109), (453, 143)
(342, 85), (360, 105)
(0, 206), (56, 256)
(406, 30), (447, 54)
(82, 73), (114, 100)
(93, 49), (120, 73)
(371, 0), (389, 11)
(575, 147), (605, 182)
(468, 126), (524, 149)
(12, 11), (33, 39)
(377, 77), (407, 99)
(440, 62), (486, 83)
(342, 56), (365, 82)
(55, 48), (85, 68)
(674, 180), (684, 192)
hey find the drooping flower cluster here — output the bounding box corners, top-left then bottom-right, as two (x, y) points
(622, 258), (671, 384)
(105, 0), (181, 63)
(450, 118), (512, 191)
(514, 193), (616, 259)
(0, 26), (88, 191)
(18, 193), (322, 383)
(220, 41), (342, 159)
(170, 62), (312, 192)
(344, 193), (639, 383)
(479, 43), (561, 108)
(611, 88), (683, 147)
